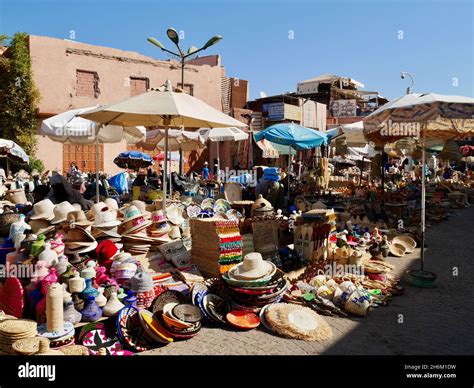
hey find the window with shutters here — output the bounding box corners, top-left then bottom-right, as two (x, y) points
(130, 77), (149, 96)
(76, 70), (100, 98)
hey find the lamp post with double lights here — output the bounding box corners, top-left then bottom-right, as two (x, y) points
(148, 29), (223, 174)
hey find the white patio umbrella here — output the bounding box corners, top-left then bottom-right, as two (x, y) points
(198, 127), (249, 172)
(364, 92), (474, 279)
(0, 139), (29, 174)
(79, 80), (247, 210)
(41, 106), (146, 201)
(137, 128), (205, 152)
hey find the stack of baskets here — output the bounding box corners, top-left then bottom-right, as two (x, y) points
(190, 219), (243, 276)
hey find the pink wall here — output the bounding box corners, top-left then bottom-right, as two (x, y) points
(29, 35), (224, 173)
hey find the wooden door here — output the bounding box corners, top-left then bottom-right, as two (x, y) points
(63, 143), (104, 173)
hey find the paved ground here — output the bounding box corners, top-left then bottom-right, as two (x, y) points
(143, 205), (474, 355)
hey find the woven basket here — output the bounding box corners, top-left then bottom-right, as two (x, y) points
(0, 213), (21, 237)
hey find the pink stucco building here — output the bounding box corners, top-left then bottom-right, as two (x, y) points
(28, 35), (239, 175)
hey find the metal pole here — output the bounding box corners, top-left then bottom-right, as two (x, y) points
(95, 137), (100, 203)
(178, 56), (185, 176)
(288, 145), (291, 198)
(163, 124), (169, 212)
(420, 124), (426, 270)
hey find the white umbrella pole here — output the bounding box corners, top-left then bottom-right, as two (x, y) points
(217, 141), (220, 177)
(163, 125), (168, 212)
(95, 137), (100, 203)
(420, 125), (426, 270)
(288, 145), (291, 198)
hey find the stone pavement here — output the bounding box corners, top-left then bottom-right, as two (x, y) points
(143, 205), (474, 355)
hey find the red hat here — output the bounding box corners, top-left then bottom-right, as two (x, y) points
(94, 240), (118, 273)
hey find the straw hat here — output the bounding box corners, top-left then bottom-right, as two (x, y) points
(50, 201), (76, 225)
(264, 303), (332, 341)
(224, 182), (242, 204)
(30, 199), (55, 221)
(5, 189), (27, 205)
(86, 202), (107, 221)
(120, 206), (152, 235)
(392, 235), (416, 253)
(168, 225), (181, 240)
(64, 227), (97, 255)
(166, 204), (185, 226)
(228, 253), (275, 280)
(93, 206), (121, 228)
(151, 210), (168, 224)
(104, 198), (119, 211)
(65, 210), (93, 228)
(29, 219), (55, 236)
(389, 242), (406, 257)
(121, 200), (151, 219)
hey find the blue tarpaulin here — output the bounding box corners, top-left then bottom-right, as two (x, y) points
(254, 123), (328, 150)
(108, 172), (128, 194)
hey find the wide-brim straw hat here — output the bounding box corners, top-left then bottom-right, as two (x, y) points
(224, 182), (242, 204)
(264, 303), (332, 341)
(93, 207), (121, 228)
(228, 252), (275, 280)
(30, 199), (55, 221)
(392, 235), (416, 253)
(50, 201), (76, 225)
(92, 227), (121, 239)
(150, 210), (168, 224)
(64, 227), (97, 255)
(120, 201), (151, 219)
(166, 204), (185, 226)
(5, 189), (27, 205)
(29, 219), (55, 236)
(389, 242), (406, 257)
(65, 210), (93, 228)
(86, 202), (107, 221)
(120, 217), (153, 235)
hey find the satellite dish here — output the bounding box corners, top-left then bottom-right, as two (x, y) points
(259, 91), (267, 98)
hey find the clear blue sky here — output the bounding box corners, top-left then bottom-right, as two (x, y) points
(0, 0), (472, 101)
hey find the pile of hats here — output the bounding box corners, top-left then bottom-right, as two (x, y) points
(119, 204), (152, 257)
(29, 199), (57, 236)
(165, 203), (185, 240)
(190, 218), (243, 276)
(0, 314), (38, 354)
(222, 253), (288, 312)
(89, 200), (122, 244)
(148, 290), (202, 339)
(63, 210), (97, 255)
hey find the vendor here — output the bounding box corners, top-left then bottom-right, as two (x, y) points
(132, 170), (147, 187)
(202, 161), (210, 180)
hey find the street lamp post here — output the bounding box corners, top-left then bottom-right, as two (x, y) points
(148, 30), (222, 175)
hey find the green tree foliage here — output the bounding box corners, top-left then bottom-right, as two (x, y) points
(0, 32), (40, 159)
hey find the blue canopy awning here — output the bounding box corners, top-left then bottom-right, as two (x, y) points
(254, 123), (328, 150)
